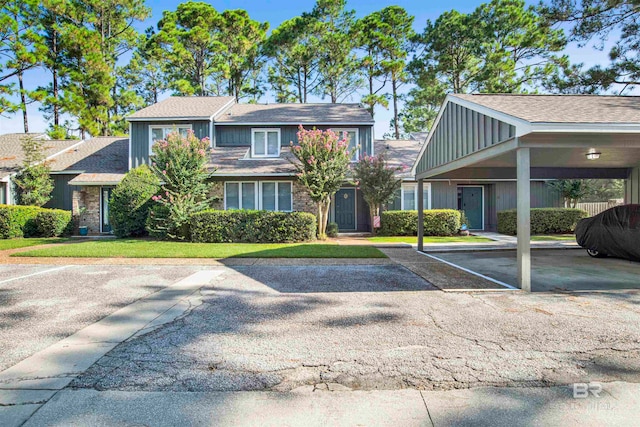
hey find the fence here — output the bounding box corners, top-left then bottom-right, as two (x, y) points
(576, 200), (623, 217)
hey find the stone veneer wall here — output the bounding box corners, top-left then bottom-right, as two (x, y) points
(72, 186), (101, 235)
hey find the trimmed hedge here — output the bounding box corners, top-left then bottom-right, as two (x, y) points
(497, 208), (588, 235)
(378, 210), (462, 236)
(190, 210), (317, 243)
(0, 205), (71, 238)
(34, 209), (73, 237)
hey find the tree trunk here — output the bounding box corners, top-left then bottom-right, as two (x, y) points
(392, 78), (399, 139)
(317, 202), (324, 238)
(18, 71), (28, 133)
(370, 204), (378, 236)
(52, 28), (59, 127)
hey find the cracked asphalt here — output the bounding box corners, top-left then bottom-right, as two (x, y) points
(70, 263), (640, 393)
(0, 264), (205, 371)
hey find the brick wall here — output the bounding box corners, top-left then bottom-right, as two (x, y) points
(292, 180), (317, 215)
(72, 186), (101, 235)
(209, 181), (224, 210)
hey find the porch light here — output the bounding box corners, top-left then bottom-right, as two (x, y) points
(586, 149), (601, 160)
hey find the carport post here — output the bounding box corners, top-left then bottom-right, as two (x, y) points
(417, 179), (424, 251)
(517, 146), (531, 292)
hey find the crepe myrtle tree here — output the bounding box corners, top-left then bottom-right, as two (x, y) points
(352, 153), (404, 235)
(147, 130), (214, 240)
(290, 126), (353, 239)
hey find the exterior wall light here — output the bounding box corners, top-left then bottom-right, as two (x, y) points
(586, 149), (601, 160)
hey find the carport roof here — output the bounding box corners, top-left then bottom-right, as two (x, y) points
(451, 94), (640, 124)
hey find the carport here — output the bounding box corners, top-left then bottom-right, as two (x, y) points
(413, 94), (640, 291)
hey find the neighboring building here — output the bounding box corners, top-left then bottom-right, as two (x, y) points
(0, 133), (81, 205)
(381, 138), (561, 230)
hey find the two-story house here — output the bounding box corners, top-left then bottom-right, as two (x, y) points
(70, 96), (376, 234)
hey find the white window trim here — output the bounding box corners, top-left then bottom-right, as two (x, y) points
(224, 181), (258, 210)
(259, 181), (293, 212)
(251, 128), (281, 158)
(331, 128), (360, 162)
(401, 182), (432, 210)
(148, 124), (192, 155)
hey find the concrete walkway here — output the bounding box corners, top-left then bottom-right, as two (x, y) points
(17, 382), (640, 426)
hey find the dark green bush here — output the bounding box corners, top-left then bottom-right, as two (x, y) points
(327, 222), (339, 237)
(497, 208), (588, 235)
(0, 204), (42, 238)
(378, 210), (462, 236)
(110, 165), (159, 238)
(34, 209), (72, 237)
(190, 210), (317, 243)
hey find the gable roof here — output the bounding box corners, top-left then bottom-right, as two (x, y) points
(451, 94), (640, 124)
(215, 103), (374, 125)
(127, 96), (235, 121)
(375, 139), (420, 179)
(50, 137), (128, 174)
(0, 134), (82, 179)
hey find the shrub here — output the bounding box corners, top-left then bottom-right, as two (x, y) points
(378, 210), (462, 236)
(190, 210), (317, 243)
(0, 205), (42, 238)
(34, 209), (72, 237)
(497, 208), (588, 235)
(327, 222), (339, 237)
(110, 165), (159, 238)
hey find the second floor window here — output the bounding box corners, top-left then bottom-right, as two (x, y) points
(149, 125), (191, 154)
(332, 128), (359, 162)
(252, 128), (280, 158)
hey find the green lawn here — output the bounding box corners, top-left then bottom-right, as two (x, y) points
(0, 237), (68, 251)
(531, 234), (576, 242)
(13, 239), (386, 259)
(367, 235), (493, 244)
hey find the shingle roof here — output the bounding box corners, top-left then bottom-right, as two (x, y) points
(209, 146), (297, 176)
(451, 94), (640, 124)
(216, 103), (374, 124)
(68, 173), (126, 185)
(49, 137), (129, 174)
(0, 134), (81, 179)
(127, 96), (235, 120)
(374, 139), (420, 179)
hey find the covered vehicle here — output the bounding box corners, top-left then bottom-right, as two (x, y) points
(575, 204), (640, 260)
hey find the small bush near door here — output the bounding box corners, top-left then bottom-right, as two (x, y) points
(190, 210), (317, 243)
(378, 210), (462, 236)
(497, 208), (588, 235)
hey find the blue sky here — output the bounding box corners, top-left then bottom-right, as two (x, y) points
(0, 0), (619, 137)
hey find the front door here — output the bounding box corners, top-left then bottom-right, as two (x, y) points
(459, 186), (483, 230)
(101, 187), (114, 233)
(335, 188), (356, 231)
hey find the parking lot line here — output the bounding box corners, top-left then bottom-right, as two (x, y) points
(0, 265), (71, 287)
(418, 252), (519, 290)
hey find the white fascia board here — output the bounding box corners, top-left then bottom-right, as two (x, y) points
(214, 122), (374, 126)
(50, 170), (84, 175)
(410, 95), (533, 176)
(70, 181), (122, 186)
(530, 122), (640, 133)
(126, 117), (211, 122)
(210, 98), (237, 121)
(212, 172), (296, 177)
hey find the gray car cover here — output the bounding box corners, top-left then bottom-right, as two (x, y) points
(575, 204), (640, 261)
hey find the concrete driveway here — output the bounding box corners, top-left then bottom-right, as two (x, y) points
(430, 249), (640, 292)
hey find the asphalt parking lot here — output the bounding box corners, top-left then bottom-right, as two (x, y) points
(0, 264), (204, 371)
(430, 248), (640, 291)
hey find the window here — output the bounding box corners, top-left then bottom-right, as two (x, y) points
(388, 183), (431, 211)
(149, 125), (191, 154)
(260, 182), (292, 212)
(332, 128), (359, 162)
(225, 182), (257, 210)
(225, 181), (293, 212)
(252, 129), (280, 157)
